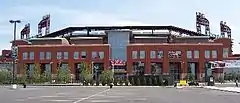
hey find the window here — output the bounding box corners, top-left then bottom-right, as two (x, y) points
(212, 50), (217, 58)
(45, 64), (51, 73)
(205, 50), (210, 58)
(99, 51), (104, 59)
(73, 52), (79, 59)
(187, 51), (192, 59)
(22, 52), (28, 60)
(223, 48), (229, 58)
(57, 52), (62, 60)
(81, 51), (87, 59)
(29, 52), (34, 60)
(63, 52), (68, 59)
(139, 51), (145, 59)
(150, 51), (156, 59)
(132, 51), (138, 59)
(61, 63), (69, 70)
(194, 50), (199, 58)
(39, 52), (45, 60)
(46, 52), (51, 60)
(92, 51), (98, 59)
(157, 51), (164, 59)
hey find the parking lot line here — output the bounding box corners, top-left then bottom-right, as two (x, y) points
(73, 88), (110, 103)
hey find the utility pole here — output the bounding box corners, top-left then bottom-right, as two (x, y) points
(9, 20), (21, 88)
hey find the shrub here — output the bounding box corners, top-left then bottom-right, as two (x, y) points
(0, 69), (12, 84)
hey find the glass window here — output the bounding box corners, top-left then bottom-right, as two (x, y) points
(63, 52), (68, 59)
(57, 52), (62, 60)
(46, 52), (51, 60)
(22, 52), (28, 60)
(61, 63), (69, 70)
(45, 64), (52, 73)
(194, 50), (199, 58)
(29, 52), (34, 60)
(223, 48), (229, 58)
(99, 51), (104, 59)
(81, 51), (87, 59)
(205, 50), (210, 58)
(73, 52), (79, 59)
(157, 51), (164, 59)
(187, 51), (192, 59)
(139, 51), (145, 59)
(132, 51), (138, 59)
(212, 50), (217, 58)
(39, 52), (45, 60)
(92, 51), (98, 59)
(150, 51), (156, 59)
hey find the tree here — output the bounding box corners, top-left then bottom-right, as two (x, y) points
(32, 63), (41, 83)
(40, 70), (52, 83)
(16, 64), (27, 84)
(148, 77), (153, 86)
(79, 62), (93, 85)
(187, 73), (195, 82)
(56, 66), (71, 84)
(143, 77), (147, 86)
(158, 75), (163, 86)
(136, 77), (141, 86)
(100, 70), (113, 85)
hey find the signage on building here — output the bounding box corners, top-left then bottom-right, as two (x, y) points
(210, 60), (240, 68)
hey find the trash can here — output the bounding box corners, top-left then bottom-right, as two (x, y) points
(207, 76), (215, 86)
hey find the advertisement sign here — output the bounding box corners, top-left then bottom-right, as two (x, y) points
(223, 60), (240, 68)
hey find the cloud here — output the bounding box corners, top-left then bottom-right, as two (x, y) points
(0, 5), (147, 54)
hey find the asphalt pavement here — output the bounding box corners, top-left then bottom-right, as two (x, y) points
(0, 86), (239, 103)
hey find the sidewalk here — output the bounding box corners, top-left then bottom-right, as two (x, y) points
(203, 86), (240, 93)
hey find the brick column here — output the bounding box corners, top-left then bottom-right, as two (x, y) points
(163, 49), (169, 75)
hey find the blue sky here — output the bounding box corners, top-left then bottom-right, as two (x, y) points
(0, 0), (239, 54)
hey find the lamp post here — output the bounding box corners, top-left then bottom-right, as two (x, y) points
(9, 20), (21, 86)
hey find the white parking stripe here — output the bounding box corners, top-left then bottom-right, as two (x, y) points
(73, 89), (110, 103)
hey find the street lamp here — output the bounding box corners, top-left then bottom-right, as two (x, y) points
(9, 20), (21, 87)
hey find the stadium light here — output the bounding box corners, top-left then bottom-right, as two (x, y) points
(9, 19), (21, 88)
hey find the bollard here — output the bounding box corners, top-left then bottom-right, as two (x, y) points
(23, 83), (26, 88)
(174, 82), (177, 87)
(109, 83), (113, 89)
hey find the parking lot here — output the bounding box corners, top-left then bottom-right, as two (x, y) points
(0, 86), (239, 103)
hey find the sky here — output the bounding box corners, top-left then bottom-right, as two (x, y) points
(0, 0), (239, 54)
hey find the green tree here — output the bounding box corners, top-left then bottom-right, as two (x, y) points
(79, 62), (93, 85)
(136, 77), (141, 86)
(16, 65), (27, 84)
(56, 67), (71, 84)
(0, 69), (12, 84)
(158, 75), (163, 86)
(40, 70), (52, 83)
(32, 63), (41, 83)
(187, 73), (195, 82)
(148, 77), (153, 86)
(100, 70), (113, 85)
(131, 76), (135, 85)
(143, 77), (147, 85)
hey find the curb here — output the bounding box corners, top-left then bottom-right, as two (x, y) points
(203, 87), (240, 93)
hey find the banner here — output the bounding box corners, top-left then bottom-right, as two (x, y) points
(210, 60), (240, 68)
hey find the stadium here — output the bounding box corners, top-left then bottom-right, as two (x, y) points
(1, 12), (239, 84)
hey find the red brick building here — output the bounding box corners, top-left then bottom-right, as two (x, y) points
(12, 26), (238, 81)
